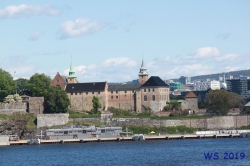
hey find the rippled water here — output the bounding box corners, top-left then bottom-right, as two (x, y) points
(1, 138), (250, 166)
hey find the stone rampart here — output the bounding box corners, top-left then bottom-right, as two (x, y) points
(37, 114), (250, 130)
(37, 114), (69, 128)
(0, 103), (26, 115)
(108, 116), (250, 129)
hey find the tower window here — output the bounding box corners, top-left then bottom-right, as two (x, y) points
(152, 95), (155, 101)
(144, 95), (147, 101)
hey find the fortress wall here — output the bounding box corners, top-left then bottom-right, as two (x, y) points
(37, 114), (69, 128)
(0, 103), (26, 115)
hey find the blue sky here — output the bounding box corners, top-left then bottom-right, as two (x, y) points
(1, 1), (249, 82)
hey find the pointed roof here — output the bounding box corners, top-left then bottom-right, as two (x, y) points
(70, 60), (74, 72)
(141, 76), (169, 87)
(141, 59), (145, 68)
(68, 59), (76, 78)
(185, 91), (197, 98)
(245, 101), (250, 107)
(139, 58), (148, 75)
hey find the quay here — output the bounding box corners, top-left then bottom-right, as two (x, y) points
(7, 133), (242, 146)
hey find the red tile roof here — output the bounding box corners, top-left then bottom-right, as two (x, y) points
(185, 91), (197, 98)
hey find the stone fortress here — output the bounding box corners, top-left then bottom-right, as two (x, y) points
(51, 59), (171, 113)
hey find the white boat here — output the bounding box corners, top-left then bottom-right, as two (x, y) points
(132, 134), (145, 141)
(27, 138), (40, 145)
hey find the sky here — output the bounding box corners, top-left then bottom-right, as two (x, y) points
(1, 1), (250, 82)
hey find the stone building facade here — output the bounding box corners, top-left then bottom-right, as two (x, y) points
(66, 82), (108, 111)
(51, 60), (170, 113)
(141, 76), (170, 112)
(180, 91), (198, 111)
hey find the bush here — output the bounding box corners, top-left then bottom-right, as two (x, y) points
(163, 106), (171, 111)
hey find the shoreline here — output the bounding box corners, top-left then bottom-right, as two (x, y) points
(6, 133), (243, 146)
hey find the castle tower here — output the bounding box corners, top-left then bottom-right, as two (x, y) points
(138, 59), (148, 84)
(68, 60), (78, 84)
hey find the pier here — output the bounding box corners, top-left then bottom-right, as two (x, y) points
(6, 133), (242, 146)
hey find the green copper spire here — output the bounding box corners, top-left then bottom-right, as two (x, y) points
(68, 58), (76, 78)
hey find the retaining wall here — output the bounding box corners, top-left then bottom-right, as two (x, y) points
(37, 114), (69, 128)
(0, 103), (26, 115)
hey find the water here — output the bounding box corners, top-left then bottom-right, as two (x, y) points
(0, 138), (250, 166)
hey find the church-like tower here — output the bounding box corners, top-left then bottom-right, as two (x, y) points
(68, 60), (78, 84)
(138, 59), (148, 84)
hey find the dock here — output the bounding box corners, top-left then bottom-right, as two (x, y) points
(7, 133), (241, 146)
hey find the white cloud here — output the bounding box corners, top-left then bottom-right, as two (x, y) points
(59, 18), (104, 39)
(103, 57), (136, 67)
(28, 31), (43, 41)
(216, 54), (239, 62)
(192, 47), (220, 59)
(62, 57), (137, 82)
(0, 4), (60, 18)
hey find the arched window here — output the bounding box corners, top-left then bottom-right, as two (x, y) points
(152, 95), (155, 101)
(144, 95), (147, 101)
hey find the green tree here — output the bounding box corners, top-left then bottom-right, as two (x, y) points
(27, 73), (51, 97)
(0, 68), (16, 102)
(91, 96), (101, 114)
(45, 86), (70, 113)
(16, 78), (29, 95)
(206, 90), (243, 115)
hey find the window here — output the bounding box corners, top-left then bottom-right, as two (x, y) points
(92, 92), (94, 94)
(71, 93), (73, 95)
(132, 90), (134, 93)
(86, 92), (88, 95)
(111, 91), (113, 94)
(125, 90), (127, 93)
(148, 89), (150, 92)
(79, 92), (81, 95)
(144, 95), (147, 101)
(111, 96), (113, 99)
(152, 95), (155, 101)
(98, 91), (100, 94)
(153, 88), (155, 92)
(116, 91), (118, 94)
(144, 89), (146, 92)
(75, 92), (77, 95)
(116, 96), (118, 99)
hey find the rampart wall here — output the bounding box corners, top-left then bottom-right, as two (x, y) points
(37, 114), (250, 130)
(37, 114), (69, 128)
(0, 103), (26, 115)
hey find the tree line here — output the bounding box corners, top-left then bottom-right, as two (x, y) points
(0, 68), (70, 113)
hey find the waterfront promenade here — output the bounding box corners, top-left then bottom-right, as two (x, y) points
(7, 133), (243, 146)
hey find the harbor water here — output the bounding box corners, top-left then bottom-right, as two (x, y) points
(0, 138), (250, 166)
